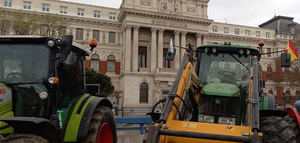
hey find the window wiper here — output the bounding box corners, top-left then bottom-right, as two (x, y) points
(229, 54), (250, 71)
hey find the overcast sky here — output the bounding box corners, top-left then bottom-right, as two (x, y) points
(64, 0), (300, 27)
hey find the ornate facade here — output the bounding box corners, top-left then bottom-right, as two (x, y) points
(0, 0), (298, 115)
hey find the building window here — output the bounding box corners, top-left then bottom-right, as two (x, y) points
(92, 30), (100, 41)
(76, 28), (83, 40)
(235, 29), (239, 35)
(60, 6), (67, 14)
(245, 30), (250, 36)
(267, 48), (271, 57)
(291, 28), (295, 34)
(23, 1), (31, 9)
(91, 54), (100, 72)
(107, 55), (116, 72)
(94, 10), (100, 18)
(58, 27), (66, 37)
(224, 27), (229, 33)
(212, 26), (218, 32)
(42, 4), (50, 12)
(256, 31), (260, 37)
(4, 0), (12, 7)
(266, 32), (270, 38)
(109, 12), (116, 20)
(139, 82), (148, 103)
(138, 46), (147, 68)
(109, 32), (115, 43)
(77, 8), (84, 16)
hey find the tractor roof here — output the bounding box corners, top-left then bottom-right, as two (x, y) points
(197, 44), (260, 56)
(199, 44), (258, 51)
(0, 36), (89, 56)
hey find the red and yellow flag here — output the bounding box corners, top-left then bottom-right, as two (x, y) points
(284, 40), (299, 62)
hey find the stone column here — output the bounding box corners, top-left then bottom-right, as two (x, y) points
(101, 31), (106, 43)
(202, 34), (208, 45)
(125, 26), (132, 72)
(132, 26), (140, 72)
(151, 27), (157, 73)
(203, 4), (208, 19)
(182, 0), (187, 13)
(174, 31), (180, 69)
(197, 2), (202, 18)
(152, 0), (157, 10)
(180, 31), (187, 63)
(158, 28), (164, 69)
(106, 31), (109, 43)
(196, 33), (202, 47)
(201, 4), (205, 19)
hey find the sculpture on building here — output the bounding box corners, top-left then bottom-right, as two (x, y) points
(160, 0), (182, 15)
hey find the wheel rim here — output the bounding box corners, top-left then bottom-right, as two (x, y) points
(97, 122), (113, 143)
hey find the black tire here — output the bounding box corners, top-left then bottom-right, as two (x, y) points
(261, 115), (299, 143)
(80, 106), (117, 143)
(0, 134), (48, 143)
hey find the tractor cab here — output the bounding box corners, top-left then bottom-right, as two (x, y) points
(0, 35), (88, 120)
(195, 44), (260, 125)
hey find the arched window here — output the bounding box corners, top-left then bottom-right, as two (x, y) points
(139, 82), (148, 103)
(107, 55), (116, 72)
(91, 54), (100, 72)
(267, 65), (272, 80)
(285, 90), (291, 105)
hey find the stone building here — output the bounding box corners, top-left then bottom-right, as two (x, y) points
(0, 0), (299, 115)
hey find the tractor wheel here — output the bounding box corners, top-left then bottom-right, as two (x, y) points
(80, 106), (117, 143)
(261, 115), (299, 143)
(0, 134), (48, 143)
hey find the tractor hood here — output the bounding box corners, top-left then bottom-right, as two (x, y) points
(201, 83), (240, 97)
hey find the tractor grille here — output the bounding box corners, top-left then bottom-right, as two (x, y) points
(198, 95), (240, 117)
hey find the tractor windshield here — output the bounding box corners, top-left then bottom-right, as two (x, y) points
(0, 44), (49, 84)
(198, 52), (251, 86)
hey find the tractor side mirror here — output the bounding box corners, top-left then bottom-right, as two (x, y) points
(166, 48), (176, 61)
(281, 53), (291, 67)
(60, 35), (73, 61)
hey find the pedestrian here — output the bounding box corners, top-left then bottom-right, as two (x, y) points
(295, 100), (300, 113)
(113, 102), (118, 116)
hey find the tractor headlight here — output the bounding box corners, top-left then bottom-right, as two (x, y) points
(198, 114), (215, 123)
(229, 118), (236, 125)
(47, 39), (55, 48)
(218, 117), (236, 125)
(238, 49), (244, 55)
(203, 115), (215, 123)
(198, 114), (204, 122)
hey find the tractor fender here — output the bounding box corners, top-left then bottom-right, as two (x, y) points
(0, 117), (60, 143)
(260, 109), (287, 118)
(77, 96), (112, 142)
(286, 107), (300, 128)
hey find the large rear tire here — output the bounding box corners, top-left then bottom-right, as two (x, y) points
(0, 134), (48, 143)
(80, 106), (117, 143)
(261, 115), (299, 143)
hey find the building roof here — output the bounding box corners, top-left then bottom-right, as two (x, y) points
(259, 16), (294, 28)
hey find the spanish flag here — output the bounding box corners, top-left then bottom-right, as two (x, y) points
(284, 40), (299, 62)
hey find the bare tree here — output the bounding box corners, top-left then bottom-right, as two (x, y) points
(12, 12), (41, 35)
(39, 14), (66, 37)
(0, 17), (11, 35)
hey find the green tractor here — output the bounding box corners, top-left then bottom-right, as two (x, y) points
(0, 35), (116, 143)
(147, 42), (300, 143)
